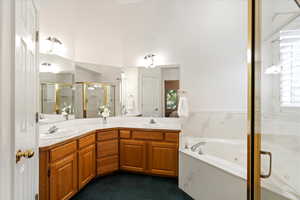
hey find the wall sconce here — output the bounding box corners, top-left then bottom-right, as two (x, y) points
(40, 62), (61, 74)
(40, 36), (65, 55)
(144, 54), (156, 68)
(265, 65), (282, 75)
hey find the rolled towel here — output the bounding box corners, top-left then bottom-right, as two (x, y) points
(178, 96), (189, 117)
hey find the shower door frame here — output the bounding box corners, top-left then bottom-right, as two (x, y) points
(247, 0), (262, 200)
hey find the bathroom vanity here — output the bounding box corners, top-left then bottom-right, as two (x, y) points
(39, 118), (181, 200)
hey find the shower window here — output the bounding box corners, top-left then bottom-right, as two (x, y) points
(280, 30), (300, 107)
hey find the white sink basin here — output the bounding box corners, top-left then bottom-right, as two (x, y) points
(142, 123), (161, 128)
(40, 128), (75, 139)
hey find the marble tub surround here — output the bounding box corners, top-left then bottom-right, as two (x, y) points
(181, 111), (247, 139)
(39, 117), (181, 147)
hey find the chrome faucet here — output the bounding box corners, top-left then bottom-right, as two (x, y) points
(191, 142), (206, 152)
(121, 105), (128, 116)
(48, 125), (58, 134)
(149, 118), (156, 124)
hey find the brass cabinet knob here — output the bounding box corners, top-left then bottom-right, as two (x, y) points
(16, 149), (35, 163)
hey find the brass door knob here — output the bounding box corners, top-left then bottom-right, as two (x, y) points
(16, 149), (35, 163)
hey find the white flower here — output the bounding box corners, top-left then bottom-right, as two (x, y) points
(99, 105), (111, 118)
(102, 108), (110, 118)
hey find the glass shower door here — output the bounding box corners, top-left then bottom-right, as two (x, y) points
(249, 0), (300, 199)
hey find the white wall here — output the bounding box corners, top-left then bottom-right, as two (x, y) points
(73, 0), (123, 66)
(40, 73), (74, 84)
(40, 54), (75, 73)
(40, 0), (124, 67)
(121, 0), (248, 113)
(75, 66), (102, 83)
(40, 0), (77, 59)
(162, 67), (180, 81)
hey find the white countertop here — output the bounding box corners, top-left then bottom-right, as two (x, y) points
(39, 117), (182, 148)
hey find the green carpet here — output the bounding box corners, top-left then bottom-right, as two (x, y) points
(71, 172), (193, 200)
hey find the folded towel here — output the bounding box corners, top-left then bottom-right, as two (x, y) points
(178, 96), (189, 117)
(127, 95), (135, 111)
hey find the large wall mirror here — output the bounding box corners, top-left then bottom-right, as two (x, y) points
(39, 53), (181, 123)
(120, 66), (181, 118)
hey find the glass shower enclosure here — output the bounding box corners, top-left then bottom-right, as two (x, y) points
(74, 82), (116, 118)
(248, 0), (300, 199)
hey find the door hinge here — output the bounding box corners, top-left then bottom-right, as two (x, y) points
(36, 112), (39, 123)
(48, 169), (51, 177)
(35, 193), (39, 200)
(35, 31), (39, 43)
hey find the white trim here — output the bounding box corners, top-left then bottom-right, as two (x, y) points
(0, 0), (15, 199)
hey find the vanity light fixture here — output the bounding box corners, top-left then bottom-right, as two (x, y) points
(40, 62), (61, 74)
(41, 36), (64, 55)
(265, 65), (282, 74)
(87, 86), (95, 91)
(144, 54), (156, 68)
(40, 62), (52, 73)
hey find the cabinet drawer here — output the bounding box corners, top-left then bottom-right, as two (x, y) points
(165, 132), (179, 143)
(97, 155), (119, 175)
(79, 133), (95, 149)
(97, 140), (118, 158)
(119, 130), (131, 139)
(132, 131), (163, 141)
(50, 141), (77, 163)
(97, 130), (118, 141)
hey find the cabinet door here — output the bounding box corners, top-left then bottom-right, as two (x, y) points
(50, 153), (77, 200)
(97, 140), (118, 158)
(97, 155), (119, 175)
(148, 142), (178, 177)
(120, 140), (147, 172)
(78, 144), (96, 190)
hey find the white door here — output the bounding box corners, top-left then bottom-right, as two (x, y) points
(15, 0), (39, 199)
(141, 76), (161, 117)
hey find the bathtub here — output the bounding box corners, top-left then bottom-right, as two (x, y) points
(179, 137), (299, 200)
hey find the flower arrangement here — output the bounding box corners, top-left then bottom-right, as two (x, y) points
(98, 105), (111, 123)
(62, 104), (72, 120)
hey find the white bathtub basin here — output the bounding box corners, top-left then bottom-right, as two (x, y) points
(179, 137), (299, 200)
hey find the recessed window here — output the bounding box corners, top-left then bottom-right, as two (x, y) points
(280, 30), (300, 107)
(166, 90), (178, 110)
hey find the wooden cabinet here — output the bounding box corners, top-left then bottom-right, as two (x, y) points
(96, 129), (119, 175)
(119, 129), (179, 177)
(97, 155), (119, 175)
(148, 142), (178, 176)
(78, 144), (96, 189)
(97, 140), (118, 158)
(40, 128), (180, 200)
(120, 140), (147, 172)
(50, 153), (78, 200)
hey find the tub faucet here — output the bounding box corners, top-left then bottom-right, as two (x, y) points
(191, 142), (206, 152)
(198, 148), (204, 155)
